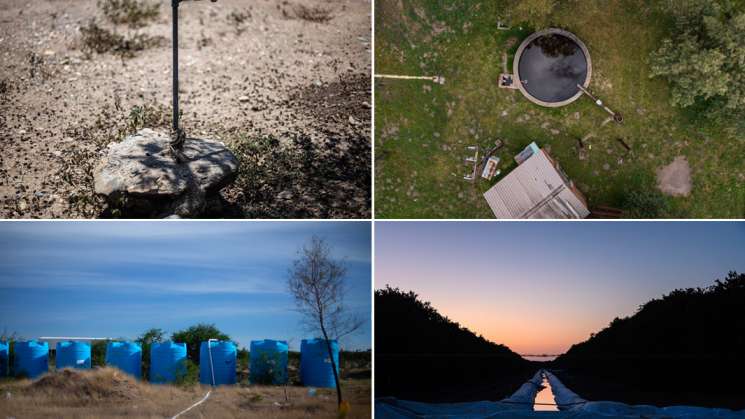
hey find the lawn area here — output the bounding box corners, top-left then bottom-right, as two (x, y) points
(374, 0), (745, 218)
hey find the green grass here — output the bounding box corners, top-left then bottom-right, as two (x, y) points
(374, 0), (745, 218)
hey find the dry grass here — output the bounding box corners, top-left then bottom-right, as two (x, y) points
(0, 367), (371, 418)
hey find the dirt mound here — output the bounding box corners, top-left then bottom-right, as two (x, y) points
(29, 367), (141, 401)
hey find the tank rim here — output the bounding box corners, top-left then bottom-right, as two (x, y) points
(513, 28), (593, 108)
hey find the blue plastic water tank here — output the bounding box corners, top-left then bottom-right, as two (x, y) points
(0, 341), (9, 376)
(14, 340), (49, 379)
(199, 341), (236, 386)
(106, 341), (142, 378)
(56, 341), (91, 369)
(250, 340), (288, 384)
(300, 339), (339, 388)
(150, 342), (187, 384)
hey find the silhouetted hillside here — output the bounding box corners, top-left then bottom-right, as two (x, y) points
(375, 286), (531, 402)
(555, 271), (745, 409)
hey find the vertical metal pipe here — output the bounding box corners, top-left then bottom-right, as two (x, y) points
(172, 0), (179, 133)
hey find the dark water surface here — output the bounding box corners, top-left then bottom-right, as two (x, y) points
(518, 34), (588, 103)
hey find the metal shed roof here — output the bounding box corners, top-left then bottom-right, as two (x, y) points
(483, 149), (589, 219)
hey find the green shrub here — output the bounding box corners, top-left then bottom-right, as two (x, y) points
(174, 359), (199, 387)
(171, 324), (231, 365)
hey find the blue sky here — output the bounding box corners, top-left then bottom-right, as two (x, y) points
(376, 221), (745, 354)
(0, 221), (371, 351)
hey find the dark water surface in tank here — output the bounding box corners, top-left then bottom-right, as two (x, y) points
(518, 34), (588, 103)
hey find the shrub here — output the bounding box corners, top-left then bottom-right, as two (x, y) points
(80, 21), (164, 58)
(171, 324), (231, 365)
(174, 359), (199, 386)
(621, 188), (671, 219)
(98, 0), (160, 28)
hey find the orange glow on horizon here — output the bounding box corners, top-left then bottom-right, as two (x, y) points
(429, 294), (608, 355)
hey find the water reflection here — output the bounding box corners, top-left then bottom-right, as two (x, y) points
(518, 33), (588, 103)
(534, 373), (559, 412)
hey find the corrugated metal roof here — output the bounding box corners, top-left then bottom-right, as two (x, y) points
(483, 149), (589, 219)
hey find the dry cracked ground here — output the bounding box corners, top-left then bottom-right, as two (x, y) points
(0, 0), (371, 218)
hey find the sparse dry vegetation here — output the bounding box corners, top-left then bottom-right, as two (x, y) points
(0, 367), (371, 418)
(292, 4), (333, 23)
(0, 0), (371, 219)
(227, 9), (251, 35)
(80, 21), (165, 58)
(98, 0), (160, 28)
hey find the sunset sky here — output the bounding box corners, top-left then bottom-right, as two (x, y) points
(375, 222), (745, 355)
(0, 221), (371, 350)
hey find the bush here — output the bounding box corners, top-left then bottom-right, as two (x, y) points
(174, 359), (199, 387)
(136, 328), (165, 381)
(80, 21), (164, 58)
(171, 324), (231, 365)
(622, 188), (671, 219)
(91, 341), (107, 367)
(98, 0), (160, 28)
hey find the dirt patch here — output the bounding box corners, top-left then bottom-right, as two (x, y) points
(30, 368), (141, 402)
(656, 155), (692, 197)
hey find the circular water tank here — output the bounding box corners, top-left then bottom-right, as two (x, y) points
(106, 341), (142, 378)
(14, 340), (49, 379)
(150, 341), (187, 384)
(300, 339), (339, 388)
(199, 341), (236, 386)
(250, 340), (288, 385)
(56, 341), (91, 369)
(514, 28), (592, 107)
(0, 341), (9, 377)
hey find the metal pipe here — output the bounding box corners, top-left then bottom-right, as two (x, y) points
(208, 338), (216, 387)
(172, 0), (179, 134)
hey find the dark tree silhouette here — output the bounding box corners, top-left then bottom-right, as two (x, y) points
(375, 286), (530, 402)
(556, 272), (745, 409)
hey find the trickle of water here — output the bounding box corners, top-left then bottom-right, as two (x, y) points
(534, 374), (559, 412)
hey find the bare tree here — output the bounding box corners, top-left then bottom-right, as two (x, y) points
(287, 235), (364, 407)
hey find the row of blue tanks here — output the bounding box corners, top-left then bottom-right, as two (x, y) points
(0, 338), (339, 388)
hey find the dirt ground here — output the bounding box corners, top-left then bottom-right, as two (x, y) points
(0, 0), (371, 218)
(656, 155), (692, 197)
(0, 367), (372, 418)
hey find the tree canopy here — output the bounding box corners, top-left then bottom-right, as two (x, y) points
(375, 286), (529, 401)
(650, 0), (745, 124)
(171, 323), (230, 364)
(561, 271), (745, 358)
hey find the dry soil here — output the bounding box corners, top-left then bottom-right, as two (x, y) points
(0, 0), (371, 218)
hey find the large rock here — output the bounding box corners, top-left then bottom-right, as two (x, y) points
(94, 129), (239, 217)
